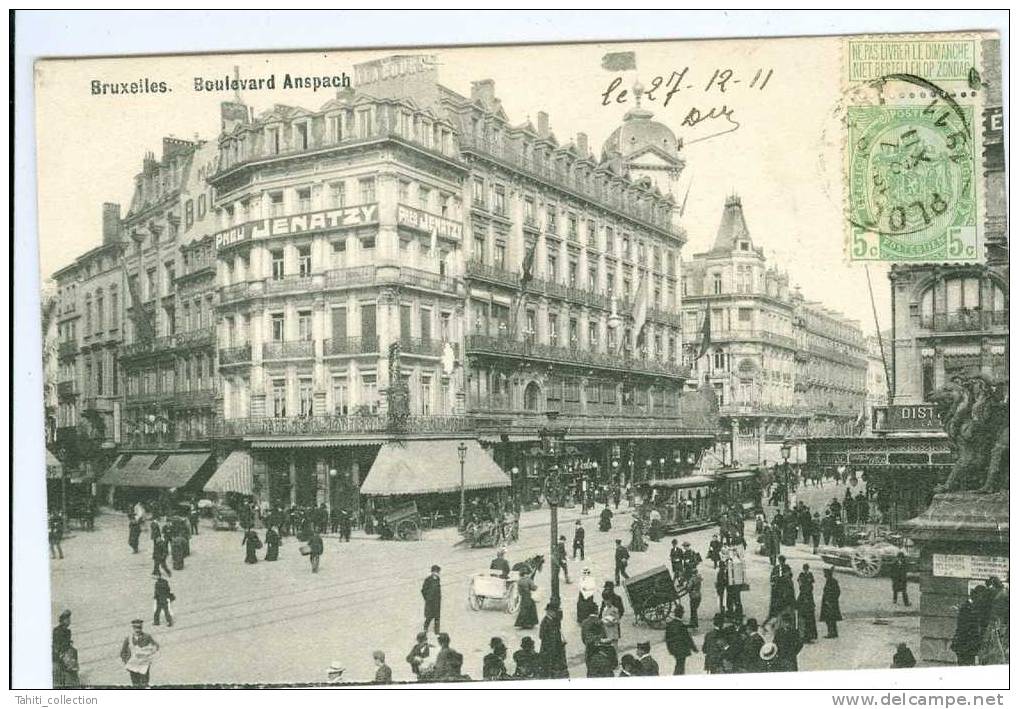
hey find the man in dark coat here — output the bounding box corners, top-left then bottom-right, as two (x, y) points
(950, 588), (983, 665)
(422, 565), (442, 634)
(338, 509), (352, 542)
(773, 610), (803, 671)
(538, 602), (568, 678)
(52, 610), (78, 688)
(264, 525), (281, 561)
(599, 505), (613, 532)
(890, 552), (910, 606)
(581, 610), (613, 677)
(307, 530), (324, 572)
(635, 641), (659, 676)
(820, 567), (842, 638)
(572, 520), (586, 561)
(128, 514), (142, 554)
(669, 539), (684, 576)
(739, 618), (766, 673)
(152, 534), (172, 577)
(613, 539), (630, 586)
(152, 572), (175, 627)
(664, 605), (698, 674)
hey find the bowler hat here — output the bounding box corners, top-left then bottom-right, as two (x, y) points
(431, 565), (441, 573)
(759, 642), (778, 661)
(131, 619), (144, 628)
(636, 641), (651, 652)
(59, 610), (71, 619)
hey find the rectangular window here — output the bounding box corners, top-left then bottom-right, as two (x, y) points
(271, 313), (285, 342)
(267, 127), (280, 155)
(398, 180), (410, 202)
(110, 287), (119, 329)
(271, 250), (285, 280)
(185, 200), (194, 229)
(96, 293), (105, 332)
(494, 242), (506, 269)
(418, 185), (431, 209)
(296, 187), (311, 212)
(269, 191), (284, 217)
(568, 213), (578, 240)
(420, 378), (432, 416)
(332, 377), (348, 415)
(164, 261), (175, 295)
(420, 309), (432, 342)
(330, 182), (346, 208)
(472, 178), (485, 207)
(568, 260), (578, 287)
(272, 380), (287, 418)
(588, 268), (598, 292)
(298, 378), (314, 416)
(298, 310), (312, 341)
(547, 254), (558, 281)
(359, 177), (376, 204)
(493, 185), (506, 216)
(524, 198), (535, 224)
(360, 304), (377, 343)
(473, 233), (486, 262)
(588, 322), (598, 349)
(145, 268), (156, 300)
(548, 314), (558, 347)
(605, 227), (615, 254)
(361, 374), (379, 414)
(295, 122), (309, 151)
(360, 235), (375, 250)
(738, 307), (753, 323)
(713, 273), (723, 294)
(298, 245), (312, 277)
(440, 312), (451, 341)
(329, 114), (343, 143)
(546, 208), (557, 234)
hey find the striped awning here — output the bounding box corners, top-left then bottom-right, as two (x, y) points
(360, 439), (511, 497)
(204, 450), (254, 495)
(101, 452), (212, 489)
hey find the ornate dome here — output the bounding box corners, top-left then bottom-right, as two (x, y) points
(602, 106), (681, 164)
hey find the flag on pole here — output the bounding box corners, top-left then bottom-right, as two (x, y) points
(520, 242), (536, 289)
(624, 272), (649, 354)
(601, 51), (637, 71)
(696, 308), (712, 359)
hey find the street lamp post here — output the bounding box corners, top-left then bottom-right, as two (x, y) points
(780, 442), (792, 510)
(539, 411), (567, 607)
(457, 442), (468, 531)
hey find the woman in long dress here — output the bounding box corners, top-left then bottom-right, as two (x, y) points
(629, 518), (647, 552)
(242, 527), (261, 564)
(264, 525), (280, 561)
(820, 567), (843, 638)
(538, 603), (568, 679)
(796, 564), (818, 642)
(576, 567), (599, 624)
(514, 571), (539, 630)
(170, 532), (186, 571)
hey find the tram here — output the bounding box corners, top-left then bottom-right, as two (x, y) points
(635, 467), (762, 535)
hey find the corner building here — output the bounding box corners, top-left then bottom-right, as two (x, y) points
(206, 56), (715, 513)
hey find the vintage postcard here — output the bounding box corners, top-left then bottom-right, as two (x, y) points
(29, 26), (1007, 690)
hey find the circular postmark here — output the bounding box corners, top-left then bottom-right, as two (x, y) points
(823, 73), (979, 261)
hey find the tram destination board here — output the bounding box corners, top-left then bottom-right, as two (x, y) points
(872, 404), (944, 433)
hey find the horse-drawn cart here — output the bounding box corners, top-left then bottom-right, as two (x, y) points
(380, 502), (422, 541)
(468, 570), (521, 614)
(622, 565), (678, 627)
(457, 515), (520, 549)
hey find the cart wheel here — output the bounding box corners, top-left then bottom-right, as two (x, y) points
(468, 585), (482, 611)
(852, 549), (882, 578)
(505, 584), (520, 614)
(396, 520), (419, 541)
(643, 603), (671, 627)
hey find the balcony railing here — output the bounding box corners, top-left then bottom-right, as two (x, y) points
(220, 281), (255, 304)
(266, 274), (315, 295)
(399, 266), (458, 294)
(920, 309), (1008, 333)
(709, 329), (797, 349)
(57, 380), (78, 398)
(399, 337), (443, 357)
(465, 260), (520, 288)
(465, 334), (689, 380)
(458, 133), (680, 239)
(219, 344), (252, 365)
(170, 388), (218, 408)
(58, 340), (78, 358)
(176, 326), (216, 349)
(263, 340), (315, 360)
(121, 335), (178, 360)
(214, 414), (474, 437)
(324, 336), (380, 356)
(471, 412), (714, 437)
(718, 402), (811, 417)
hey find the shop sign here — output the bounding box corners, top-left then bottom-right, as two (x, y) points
(215, 204), (378, 250)
(932, 553), (1008, 580)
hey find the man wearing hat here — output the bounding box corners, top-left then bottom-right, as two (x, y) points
(52, 610), (78, 688)
(636, 641), (660, 676)
(757, 641), (781, 672)
(405, 631), (431, 677)
(572, 519), (586, 561)
(120, 619), (159, 687)
(680, 540), (702, 577)
(326, 660), (345, 684)
(490, 548), (511, 579)
(555, 535), (571, 585)
(421, 565), (442, 634)
(664, 605), (698, 675)
(538, 601), (568, 679)
(613, 539), (630, 586)
(152, 571), (175, 627)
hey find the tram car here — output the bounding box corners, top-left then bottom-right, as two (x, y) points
(636, 467), (762, 535)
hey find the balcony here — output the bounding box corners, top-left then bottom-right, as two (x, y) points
(176, 326), (216, 349)
(399, 337), (443, 357)
(58, 340), (78, 358)
(324, 336), (379, 356)
(465, 334), (689, 380)
(471, 412), (715, 438)
(214, 414), (474, 438)
(57, 380), (78, 399)
(711, 329), (796, 349)
(219, 344), (252, 365)
(718, 402), (810, 417)
(399, 266), (458, 294)
(920, 309), (1008, 334)
(266, 274), (315, 296)
(125, 391), (177, 405)
(82, 396), (116, 413)
(121, 335), (178, 360)
(465, 260), (519, 288)
(325, 266), (376, 288)
(458, 133), (681, 240)
(220, 281), (257, 305)
(170, 388), (218, 408)
(263, 340), (315, 360)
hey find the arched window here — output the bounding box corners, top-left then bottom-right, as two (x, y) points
(523, 382), (541, 412)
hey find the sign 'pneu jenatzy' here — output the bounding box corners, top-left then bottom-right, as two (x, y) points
(214, 204), (378, 250)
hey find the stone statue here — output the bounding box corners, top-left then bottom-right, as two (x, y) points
(929, 374), (1008, 493)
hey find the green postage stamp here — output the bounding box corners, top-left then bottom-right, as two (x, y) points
(842, 35), (984, 262)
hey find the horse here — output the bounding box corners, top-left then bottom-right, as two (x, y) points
(512, 554), (545, 579)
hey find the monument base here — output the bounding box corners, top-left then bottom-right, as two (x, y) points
(899, 492), (1009, 665)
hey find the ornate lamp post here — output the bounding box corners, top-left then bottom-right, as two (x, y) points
(457, 441), (468, 530)
(539, 411), (568, 606)
(779, 442), (792, 510)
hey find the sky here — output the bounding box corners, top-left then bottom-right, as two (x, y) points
(34, 35), (895, 335)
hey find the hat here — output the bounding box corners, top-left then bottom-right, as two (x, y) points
(682, 541), (691, 548)
(327, 661), (345, 675)
(415, 631), (428, 643)
(636, 641), (651, 653)
(131, 619), (144, 628)
(759, 643), (778, 662)
(59, 610), (71, 620)
(431, 565), (441, 573)
(603, 581), (615, 589)
(545, 601), (560, 611)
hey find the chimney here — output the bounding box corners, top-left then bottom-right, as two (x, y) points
(336, 85), (355, 102)
(536, 111), (549, 137)
(162, 136), (194, 162)
(220, 101), (250, 134)
(102, 203), (121, 245)
(576, 132), (589, 158)
(470, 79), (495, 105)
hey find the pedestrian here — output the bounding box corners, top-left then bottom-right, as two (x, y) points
(169, 529), (186, 571)
(512, 636), (540, 679)
(482, 637), (509, 680)
(950, 587), (983, 665)
(686, 566), (703, 630)
(664, 604), (698, 674)
(152, 572), (175, 627)
(304, 527), (323, 573)
(128, 513), (142, 554)
(613, 539), (630, 586)
(429, 632), (459, 680)
(370, 650), (392, 683)
(810, 512), (822, 554)
(757, 642), (781, 672)
(188, 501), (199, 535)
(555, 535), (571, 584)
(768, 555), (795, 621)
(715, 563), (727, 613)
(241, 526), (261, 564)
(264, 525), (280, 561)
(48, 514), (64, 560)
(326, 660), (345, 684)
(581, 610), (616, 678)
(702, 614), (730, 674)
(338, 509), (352, 542)
(599, 505), (613, 532)
(152, 533), (172, 577)
(708, 534), (722, 568)
(629, 517), (648, 552)
(612, 486), (621, 510)
(576, 566), (600, 624)
(617, 654), (641, 677)
(600, 581), (625, 640)
(120, 619), (159, 687)
(739, 618), (765, 674)
(538, 601), (568, 679)
(421, 565), (442, 634)
(52, 610), (79, 688)
(820, 567), (842, 638)
(635, 640), (659, 676)
(797, 564), (818, 643)
(150, 518), (161, 543)
(891, 642), (917, 669)
(773, 610), (803, 671)
(572, 520), (585, 560)
(406, 631), (431, 678)
(890, 552), (910, 606)
(515, 569), (539, 630)
(669, 538), (683, 577)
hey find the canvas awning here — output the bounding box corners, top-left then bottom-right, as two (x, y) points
(46, 450), (64, 479)
(360, 439), (511, 497)
(204, 450), (254, 495)
(101, 452), (212, 489)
